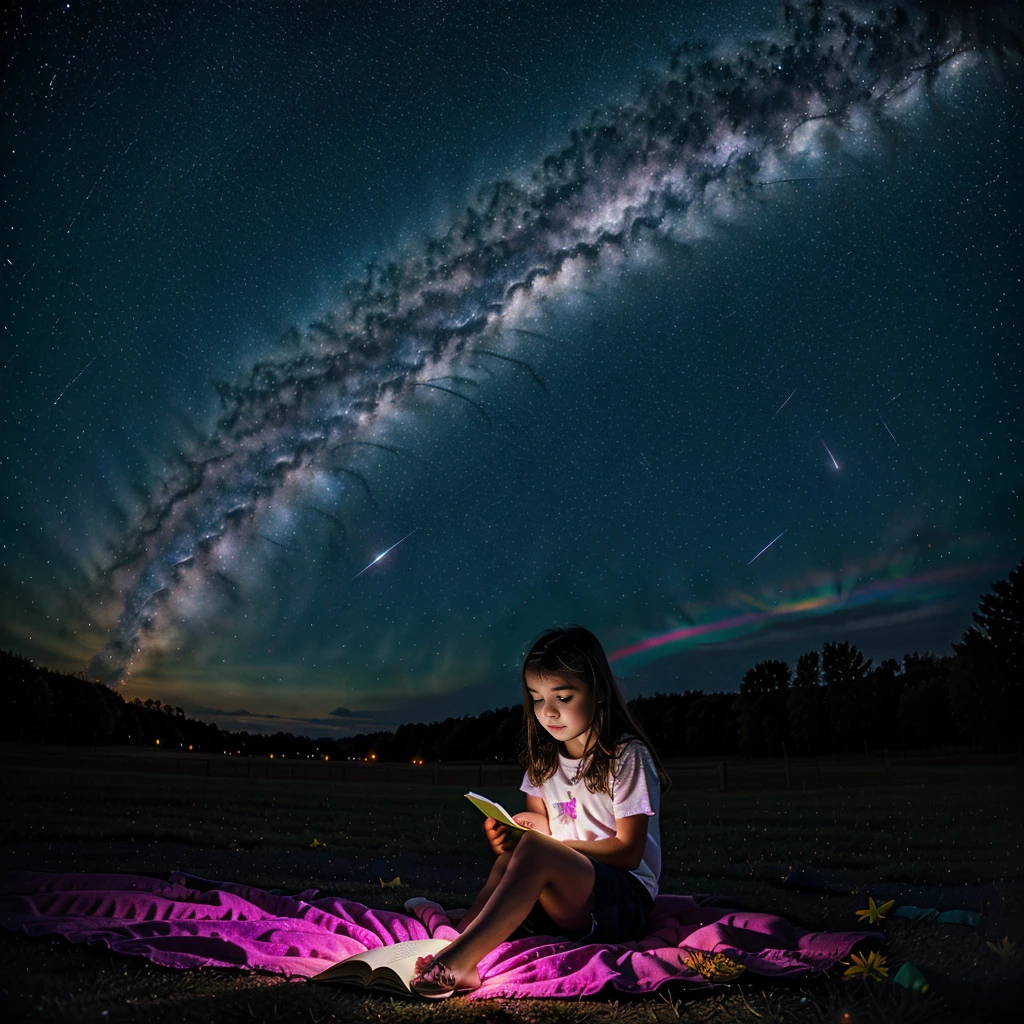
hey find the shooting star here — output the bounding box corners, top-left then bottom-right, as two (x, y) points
(53, 356), (97, 406)
(747, 530), (786, 565)
(774, 388), (796, 416)
(878, 413), (898, 444)
(820, 438), (840, 470)
(352, 528), (419, 581)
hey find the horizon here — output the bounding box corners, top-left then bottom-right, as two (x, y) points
(4, 588), (1000, 742)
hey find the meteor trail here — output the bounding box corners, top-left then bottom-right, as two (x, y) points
(821, 438), (839, 470)
(352, 529), (419, 581)
(747, 530), (786, 565)
(53, 356), (96, 406)
(878, 413), (898, 444)
(774, 389), (796, 416)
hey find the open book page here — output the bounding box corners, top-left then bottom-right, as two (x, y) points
(312, 937), (450, 991)
(464, 791), (528, 830)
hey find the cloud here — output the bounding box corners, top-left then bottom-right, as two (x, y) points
(188, 704), (279, 719)
(303, 716), (380, 728)
(326, 706), (377, 721)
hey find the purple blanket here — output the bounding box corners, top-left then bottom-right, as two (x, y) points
(0, 870), (878, 999)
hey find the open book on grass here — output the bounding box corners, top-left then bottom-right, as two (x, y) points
(464, 791), (528, 830)
(311, 938), (451, 995)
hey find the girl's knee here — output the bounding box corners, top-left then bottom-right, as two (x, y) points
(510, 829), (548, 862)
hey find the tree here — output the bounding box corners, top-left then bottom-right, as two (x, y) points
(436, 718), (480, 761)
(0, 651), (54, 744)
(822, 641), (872, 753)
(629, 691), (704, 757)
(788, 650), (827, 755)
(683, 693), (738, 756)
(734, 659), (791, 757)
(949, 561), (1024, 752)
(868, 658), (904, 718)
(890, 653), (951, 753)
(971, 560), (1024, 663)
(496, 711), (524, 762)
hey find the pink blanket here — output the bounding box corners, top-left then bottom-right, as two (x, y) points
(0, 870), (878, 999)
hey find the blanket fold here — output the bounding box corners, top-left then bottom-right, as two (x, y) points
(0, 870), (878, 999)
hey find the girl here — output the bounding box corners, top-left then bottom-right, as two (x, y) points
(411, 625), (671, 998)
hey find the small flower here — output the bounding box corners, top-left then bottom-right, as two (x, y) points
(986, 936), (1018, 961)
(855, 897), (895, 926)
(310, 838), (325, 848)
(844, 949), (889, 982)
(379, 876), (405, 888)
(681, 949), (746, 981)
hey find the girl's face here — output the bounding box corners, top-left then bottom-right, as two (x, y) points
(526, 670), (596, 759)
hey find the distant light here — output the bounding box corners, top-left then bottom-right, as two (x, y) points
(188, 744), (193, 751)
(155, 739), (160, 745)
(270, 753), (274, 759)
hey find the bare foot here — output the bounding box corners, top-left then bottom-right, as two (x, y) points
(413, 952), (481, 992)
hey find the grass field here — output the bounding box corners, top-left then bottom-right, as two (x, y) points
(1, 759), (1022, 1022)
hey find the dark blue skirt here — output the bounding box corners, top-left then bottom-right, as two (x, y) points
(517, 858), (655, 944)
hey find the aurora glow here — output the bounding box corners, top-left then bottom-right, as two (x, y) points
(610, 561), (1011, 667)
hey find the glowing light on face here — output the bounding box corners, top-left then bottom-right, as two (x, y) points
(527, 671), (596, 759)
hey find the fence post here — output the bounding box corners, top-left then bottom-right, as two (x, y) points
(718, 760), (728, 792)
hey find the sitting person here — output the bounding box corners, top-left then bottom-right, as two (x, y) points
(412, 625), (670, 998)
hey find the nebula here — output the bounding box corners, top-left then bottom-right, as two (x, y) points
(87, 2), (1023, 684)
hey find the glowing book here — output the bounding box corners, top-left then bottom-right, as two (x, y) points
(464, 791), (528, 830)
(311, 938), (450, 995)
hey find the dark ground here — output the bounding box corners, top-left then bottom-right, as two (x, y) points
(1, 753), (1021, 1023)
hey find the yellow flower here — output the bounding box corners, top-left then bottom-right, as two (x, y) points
(844, 949), (889, 982)
(310, 838), (325, 848)
(986, 936), (1018, 961)
(681, 949), (746, 981)
(855, 898), (895, 926)
(379, 876), (405, 888)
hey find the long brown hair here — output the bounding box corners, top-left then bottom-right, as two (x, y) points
(520, 625), (671, 795)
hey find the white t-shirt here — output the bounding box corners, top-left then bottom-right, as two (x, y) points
(520, 738), (661, 899)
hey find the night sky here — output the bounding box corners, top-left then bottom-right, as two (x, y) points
(2, 2), (1020, 738)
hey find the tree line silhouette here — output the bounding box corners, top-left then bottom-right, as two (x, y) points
(2, 561), (1019, 760)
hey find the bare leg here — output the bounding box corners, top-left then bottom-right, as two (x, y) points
(416, 831), (595, 990)
(455, 851), (512, 934)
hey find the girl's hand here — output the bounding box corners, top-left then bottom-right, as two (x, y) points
(483, 816), (520, 854)
(512, 814), (536, 830)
